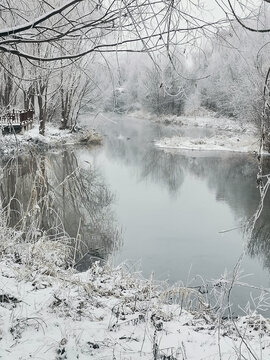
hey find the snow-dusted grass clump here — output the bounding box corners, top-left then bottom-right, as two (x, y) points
(1, 222), (270, 359)
(78, 130), (102, 145)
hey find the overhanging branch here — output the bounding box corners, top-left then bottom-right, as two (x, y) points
(0, 0), (83, 37)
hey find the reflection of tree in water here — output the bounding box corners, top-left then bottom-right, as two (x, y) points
(0, 155), (38, 227)
(163, 151), (270, 273)
(104, 122), (270, 270)
(247, 205), (270, 271)
(181, 153), (270, 271)
(141, 148), (184, 194)
(246, 157), (270, 272)
(104, 134), (185, 194)
(103, 116), (258, 202)
(184, 154), (259, 220)
(99, 114), (270, 274)
(48, 151), (120, 269)
(0, 151), (120, 270)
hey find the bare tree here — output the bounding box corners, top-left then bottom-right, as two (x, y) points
(0, 0), (227, 133)
(0, 1), (225, 60)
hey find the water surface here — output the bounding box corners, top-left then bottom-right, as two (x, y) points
(3, 114), (270, 315)
(80, 114), (270, 314)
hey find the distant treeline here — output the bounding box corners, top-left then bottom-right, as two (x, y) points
(97, 21), (268, 128)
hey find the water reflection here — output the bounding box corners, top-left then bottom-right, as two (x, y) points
(247, 157), (270, 272)
(0, 150), (120, 270)
(94, 115), (270, 280)
(141, 149), (184, 194)
(2, 113), (270, 302)
(101, 116), (260, 220)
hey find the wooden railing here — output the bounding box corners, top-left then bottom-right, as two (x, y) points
(0, 109), (34, 126)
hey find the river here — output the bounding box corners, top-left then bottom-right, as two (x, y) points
(2, 113), (270, 315)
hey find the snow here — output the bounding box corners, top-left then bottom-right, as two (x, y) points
(167, 115), (253, 133)
(156, 133), (259, 153)
(0, 0), (81, 37)
(154, 115), (260, 154)
(0, 124), (101, 157)
(1, 234), (270, 359)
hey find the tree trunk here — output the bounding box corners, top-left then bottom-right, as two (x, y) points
(38, 94), (45, 135)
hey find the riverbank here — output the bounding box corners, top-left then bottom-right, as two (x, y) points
(156, 132), (259, 153)
(153, 114), (260, 154)
(1, 228), (270, 359)
(0, 124), (102, 157)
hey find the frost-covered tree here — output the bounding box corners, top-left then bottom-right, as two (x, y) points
(180, 23), (268, 125)
(214, 0), (270, 147)
(0, 0), (228, 132)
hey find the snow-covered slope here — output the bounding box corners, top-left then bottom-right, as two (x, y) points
(0, 235), (270, 359)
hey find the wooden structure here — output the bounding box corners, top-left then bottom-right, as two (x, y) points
(0, 109), (34, 134)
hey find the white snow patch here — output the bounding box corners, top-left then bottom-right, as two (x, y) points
(155, 116), (260, 153)
(156, 133), (259, 153)
(0, 124), (101, 156)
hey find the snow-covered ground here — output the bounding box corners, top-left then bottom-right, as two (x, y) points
(156, 132), (259, 153)
(1, 230), (270, 359)
(154, 115), (260, 154)
(0, 124), (102, 157)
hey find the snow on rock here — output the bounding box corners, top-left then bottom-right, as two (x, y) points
(1, 234), (270, 359)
